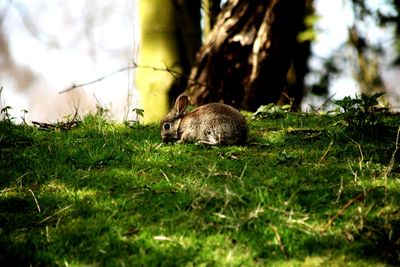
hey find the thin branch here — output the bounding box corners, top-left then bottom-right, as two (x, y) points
(32, 112), (80, 131)
(59, 66), (134, 94)
(59, 63), (209, 96)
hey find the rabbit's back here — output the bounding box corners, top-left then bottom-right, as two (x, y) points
(180, 103), (247, 145)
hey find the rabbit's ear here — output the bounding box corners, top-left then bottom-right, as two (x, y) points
(174, 94), (189, 116)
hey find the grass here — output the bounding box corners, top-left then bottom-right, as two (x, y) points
(0, 111), (399, 266)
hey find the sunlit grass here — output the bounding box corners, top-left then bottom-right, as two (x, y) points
(0, 112), (399, 266)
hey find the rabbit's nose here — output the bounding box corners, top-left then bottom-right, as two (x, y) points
(161, 134), (175, 143)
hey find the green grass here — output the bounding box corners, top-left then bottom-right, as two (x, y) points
(1, 113), (399, 266)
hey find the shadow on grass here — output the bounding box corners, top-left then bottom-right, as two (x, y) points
(1, 172), (399, 265)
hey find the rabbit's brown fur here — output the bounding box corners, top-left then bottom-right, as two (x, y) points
(160, 93), (247, 145)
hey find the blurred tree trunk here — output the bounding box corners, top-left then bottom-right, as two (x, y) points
(188, 0), (310, 111)
(202, 0), (221, 39)
(136, 0), (201, 122)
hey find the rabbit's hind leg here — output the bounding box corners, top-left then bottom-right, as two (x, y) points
(197, 140), (218, 145)
(197, 134), (221, 145)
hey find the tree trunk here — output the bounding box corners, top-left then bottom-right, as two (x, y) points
(136, 0), (201, 122)
(187, 0), (308, 111)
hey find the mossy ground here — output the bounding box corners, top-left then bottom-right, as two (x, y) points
(1, 113), (399, 266)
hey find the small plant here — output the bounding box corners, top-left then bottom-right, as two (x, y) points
(132, 108), (144, 121)
(1, 106), (14, 124)
(125, 108), (144, 128)
(252, 103), (291, 119)
(0, 86), (15, 124)
(333, 92), (389, 133)
(95, 104), (110, 118)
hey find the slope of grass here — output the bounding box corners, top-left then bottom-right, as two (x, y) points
(1, 112), (399, 266)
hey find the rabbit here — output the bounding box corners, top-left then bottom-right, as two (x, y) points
(160, 93), (248, 145)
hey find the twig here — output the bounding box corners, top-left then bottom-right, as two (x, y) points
(321, 186), (383, 233)
(32, 120), (80, 131)
(32, 109), (80, 131)
(59, 66), (134, 94)
(60, 63), (183, 94)
(59, 63), (209, 95)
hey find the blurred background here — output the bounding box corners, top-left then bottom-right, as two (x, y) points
(0, 0), (399, 123)
(0, 0), (138, 122)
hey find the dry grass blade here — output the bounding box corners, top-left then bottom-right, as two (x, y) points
(321, 186), (384, 233)
(29, 189), (41, 213)
(270, 223), (289, 260)
(37, 204), (73, 225)
(318, 141), (333, 164)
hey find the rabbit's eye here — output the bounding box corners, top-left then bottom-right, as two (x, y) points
(163, 123), (171, 130)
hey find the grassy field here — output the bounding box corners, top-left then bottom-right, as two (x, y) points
(1, 108), (400, 266)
